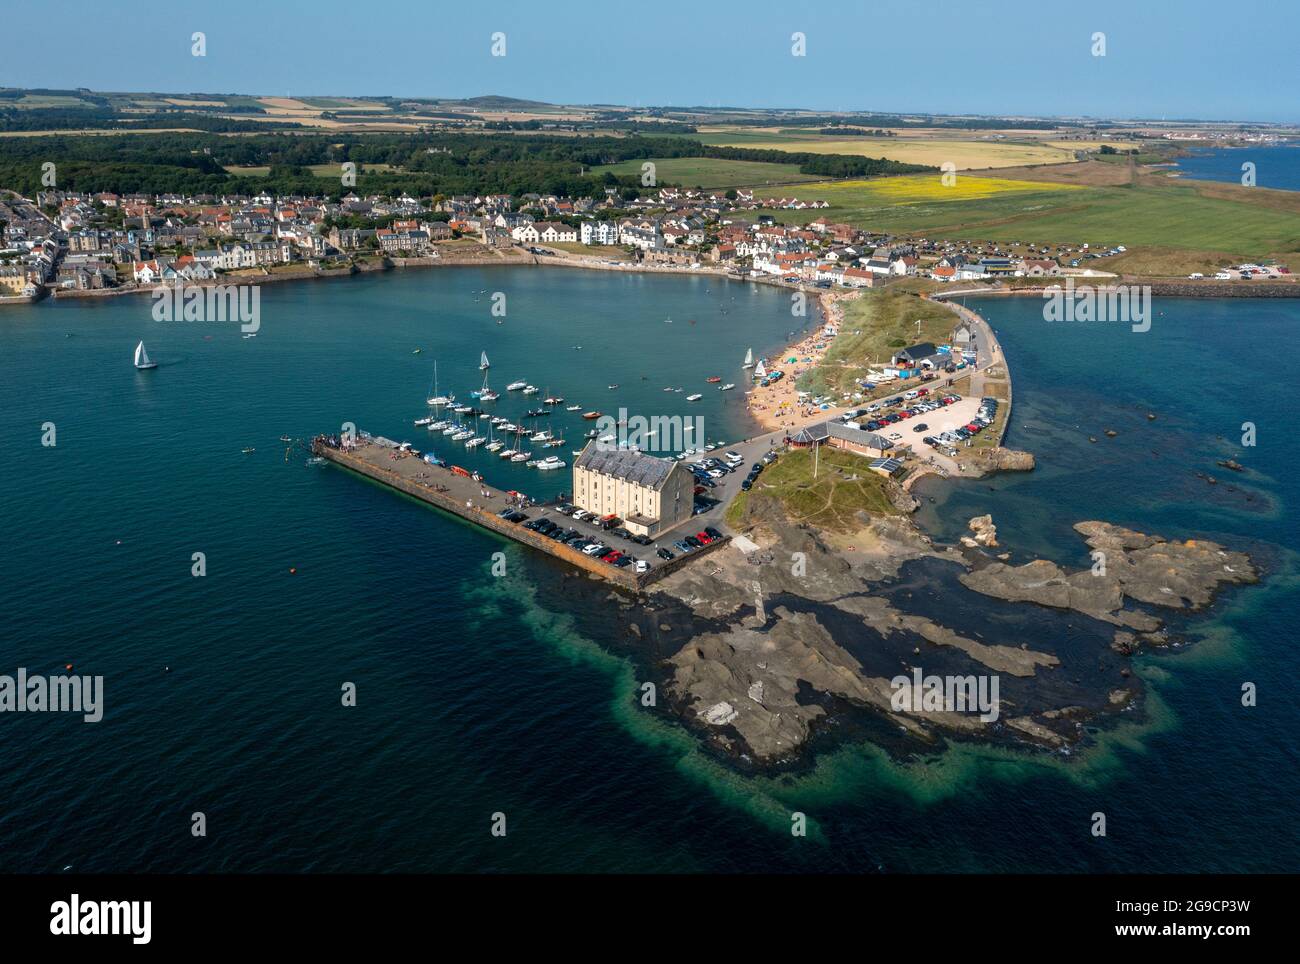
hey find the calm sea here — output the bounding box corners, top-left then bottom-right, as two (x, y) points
(1, 270), (1295, 873)
(1174, 143), (1300, 192)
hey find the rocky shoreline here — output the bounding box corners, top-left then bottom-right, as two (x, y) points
(637, 499), (1258, 767)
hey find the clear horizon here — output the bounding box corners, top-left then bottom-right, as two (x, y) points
(5, 0), (1297, 125)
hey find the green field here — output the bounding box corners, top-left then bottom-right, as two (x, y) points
(749, 175), (1300, 265)
(593, 156), (816, 189)
(725, 446), (899, 531)
(798, 289), (959, 398)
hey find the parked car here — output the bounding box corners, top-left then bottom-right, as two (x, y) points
(657, 547), (675, 561)
(703, 527), (723, 541)
(912, 423), (929, 432)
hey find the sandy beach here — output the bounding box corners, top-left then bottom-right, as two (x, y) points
(745, 289), (859, 433)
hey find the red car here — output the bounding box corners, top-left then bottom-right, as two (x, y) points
(696, 531), (714, 545)
(966, 423), (982, 433)
(601, 550), (622, 563)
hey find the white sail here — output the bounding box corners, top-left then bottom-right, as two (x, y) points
(743, 348), (753, 366)
(134, 341), (155, 369)
(480, 351), (490, 370)
(754, 360), (767, 378)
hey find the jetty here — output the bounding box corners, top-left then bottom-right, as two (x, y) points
(311, 433), (727, 590)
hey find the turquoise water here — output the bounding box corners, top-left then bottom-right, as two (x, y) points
(1, 273), (1296, 872)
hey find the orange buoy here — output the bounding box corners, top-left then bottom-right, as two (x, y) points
(65, 664), (73, 671)
(289, 568), (297, 574)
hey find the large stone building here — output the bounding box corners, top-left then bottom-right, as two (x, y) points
(572, 444), (695, 538)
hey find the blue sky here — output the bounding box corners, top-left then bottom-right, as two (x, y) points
(6, 0), (1296, 122)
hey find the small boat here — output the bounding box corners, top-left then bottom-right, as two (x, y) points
(582, 411), (601, 420)
(565, 405), (582, 412)
(706, 376), (722, 384)
(466, 437), (486, 448)
(453, 430), (474, 441)
(479, 389), (499, 402)
(412, 348), (422, 354)
(525, 409), (549, 418)
(686, 393), (702, 402)
(279, 435), (293, 443)
(599, 433), (615, 444)
(719, 383), (735, 391)
(442, 424), (460, 435)
(479, 351), (490, 371)
(525, 459), (540, 468)
(506, 380), (527, 391)
(306, 456), (326, 466)
(414, 417), (432, 427)
(543, 395), (564, 405)
(530, 429), (553, 442)
(133, 341), (157, 370)
(242, 333), (257, 339)
(537, 457), (566, 470)
(607, 384), (618, 390)
(511, 451), (531, 462)
(543, 438), (565, 448)
(754, 360), (767, 379)
(429, 420), (448, 430)
(241, 447), (255, 454)
(522, 385), (539, 395)
(743, 348), (754, 369)
(453, 404), (473, 414)
(422, 453), (446, 467)
(499, 448), (517, 459)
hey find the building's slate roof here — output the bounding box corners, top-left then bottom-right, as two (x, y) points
(575, 444), (675, 489)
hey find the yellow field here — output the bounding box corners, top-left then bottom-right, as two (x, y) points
(1045, 140), (1142, 151)
(163, 98), (226, 107)
(697, 127), (1075, 169)
(789, 174), (1083, 205)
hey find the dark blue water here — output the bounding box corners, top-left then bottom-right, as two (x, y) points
(1175, 143), (1300, 192)
(2, 274), (1296, 873)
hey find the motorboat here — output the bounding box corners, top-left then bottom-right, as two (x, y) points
(537, 456), (566, 470)
(719, 383), (735, 391)
(686, 393), (702, 401)
(506, 380), (527, 391)
(566, 405), (582, 412)
(582, 411), (601, 420)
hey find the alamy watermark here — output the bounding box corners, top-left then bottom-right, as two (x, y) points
(1, 667), (103, 722)
(890, 669), (1000, 722)
(151, 277), (261, 333)
(593, 408), (704, 453)
(1042, 278), (1151, 332)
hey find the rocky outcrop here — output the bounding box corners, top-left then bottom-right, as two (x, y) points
(961, 514), (999, 548)
(960, 521), (1257, 628)
(961, 447), (1035, 477)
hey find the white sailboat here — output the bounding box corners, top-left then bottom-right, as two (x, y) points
(133, 341), (157, 370)
(742, 348), (754, 369)
(426, 361), (453, 407)
(753, 360), (767, 379)
(479, 351), (490, 371)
